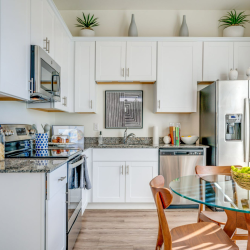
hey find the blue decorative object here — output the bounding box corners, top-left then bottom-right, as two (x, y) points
(35, 133), (48, 149)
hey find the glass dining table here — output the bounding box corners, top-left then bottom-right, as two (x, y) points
(169, 174), (250, 249)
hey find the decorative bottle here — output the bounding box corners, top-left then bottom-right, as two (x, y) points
(128, 14), (138, 37)
(98, 131), (103, 146)
(179, 15), (189, 37)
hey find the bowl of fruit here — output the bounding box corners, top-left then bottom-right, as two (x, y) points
(231, 166), (250, 190)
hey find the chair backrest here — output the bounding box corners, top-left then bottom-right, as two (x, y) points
(195, 165), (241, 176)
(150, 175), (173, 250)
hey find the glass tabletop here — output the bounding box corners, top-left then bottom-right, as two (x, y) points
(169, 174), (250, 213)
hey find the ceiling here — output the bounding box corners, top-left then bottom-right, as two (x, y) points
(53, 0), (250, 10)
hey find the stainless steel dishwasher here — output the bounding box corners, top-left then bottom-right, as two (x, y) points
(160, 148), (206, 207)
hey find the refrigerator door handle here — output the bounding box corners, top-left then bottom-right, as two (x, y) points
(244, 98), (250, 163)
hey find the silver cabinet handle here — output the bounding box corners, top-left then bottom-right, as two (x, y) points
(47, 40), (50, 53)
(62, 96), (67, 106)
(158, 100), (161, 109)
(91, 100), (93, 109)
(126, 165), (129, 174)
(122, 68), (124, 77)
(29, 78), (33, 93)
(43, 37), (48, 51)
(58, 176), (66, 181)
(121, 165), (124, 175)
(127, 68), (129, 77)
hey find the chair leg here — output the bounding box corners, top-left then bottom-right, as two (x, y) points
(155, 222), (164, 250)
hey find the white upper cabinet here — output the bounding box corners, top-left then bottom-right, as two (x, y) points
(125, 162), (158, 203)
(96, 41), (157, 82)
(43, 0), (54, 58)
(54, 17), (64, 66)
(234, 42), (250, 80)
(54, 31), (71, 112)
(75, 42), (96, 113)
(0, 0), (31, 100)
(31, 0), (43, 47)
(203, 42), (234, 81)
(126, 42), (156, 81)
(156, 42), (202, 113)
(96, 42), (126, 81)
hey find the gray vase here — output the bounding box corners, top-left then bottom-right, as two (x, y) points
(179, 15), (189, 37)
(128, 14), (138, 37)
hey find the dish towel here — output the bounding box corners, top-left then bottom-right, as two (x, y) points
(80, 155), (92, 190)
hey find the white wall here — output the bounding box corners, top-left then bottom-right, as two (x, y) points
(60, 9), (250, 37)
(0, 102), (55, 133)
(54, 84), (199, 138)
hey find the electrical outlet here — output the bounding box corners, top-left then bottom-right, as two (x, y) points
(93, 123), (99, 131)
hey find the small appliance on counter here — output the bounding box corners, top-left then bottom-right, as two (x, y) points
(52, 125), (84, 148)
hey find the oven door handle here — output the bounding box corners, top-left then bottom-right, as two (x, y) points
(69, 158), (84, 169)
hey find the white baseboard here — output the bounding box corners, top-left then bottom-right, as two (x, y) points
(86, 203), (156, 209)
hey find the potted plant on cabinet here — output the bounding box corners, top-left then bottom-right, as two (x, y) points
(219, 10), (250, 37)
(75, 13), (99, 37)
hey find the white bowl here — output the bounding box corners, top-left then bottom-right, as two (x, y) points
(181, 136), (199, 145)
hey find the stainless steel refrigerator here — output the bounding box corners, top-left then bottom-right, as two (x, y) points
(200, 80), (249, 167)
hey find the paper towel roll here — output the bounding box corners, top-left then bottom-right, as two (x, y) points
(153, 126), (159, 146)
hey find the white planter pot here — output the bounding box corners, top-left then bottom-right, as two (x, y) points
(223, 26), (244, 37)
(79, 29), (95, 37)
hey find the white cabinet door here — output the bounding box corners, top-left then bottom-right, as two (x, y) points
(96, 42), (126, 81)
(125, 162), (158, 203)
(156, 42), (202, 113)
(75, 42), (96, 113)
(234, 42), (250, 80)
(54, 17), (64, 66)
(43, 0), (54, 58)
(126, 42), (156, 81)
(203, 42), (233, 81)
(31, 0), (43, 47)
(46, 185), (66, 250)
(54, 25), (68, 112)
(93, 162), (125, 202)
(0, 0), (31, 100)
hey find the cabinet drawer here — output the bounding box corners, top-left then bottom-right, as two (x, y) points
(93, 149), (158, 162)
(47, 163), (67, 200)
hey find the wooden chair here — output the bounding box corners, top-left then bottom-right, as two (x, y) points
(195, 165), (248, 241)
(149, 175), (238, 250)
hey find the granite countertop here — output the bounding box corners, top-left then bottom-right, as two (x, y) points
(84, 143), (209, 149)
(0, 158), (68, 173)
(0, 143), (208, 173)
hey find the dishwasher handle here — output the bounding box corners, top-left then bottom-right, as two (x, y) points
(160, 150), (203, 156)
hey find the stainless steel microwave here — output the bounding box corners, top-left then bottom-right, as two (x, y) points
(30, 45), (61, 102)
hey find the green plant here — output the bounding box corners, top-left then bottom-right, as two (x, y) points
(219, 10), (250, 29)
(75, 13), (99, 30)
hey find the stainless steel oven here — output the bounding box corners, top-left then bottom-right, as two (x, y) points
(30, 45), (61, 102)
(67, 154), (83, 250)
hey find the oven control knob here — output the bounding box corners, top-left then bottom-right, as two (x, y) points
(4, 130), (11, 136)
(9, 130), (14, 136)
(29, 129), (35, 135)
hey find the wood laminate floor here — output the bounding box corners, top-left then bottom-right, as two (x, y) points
(73, 209), (247, 250)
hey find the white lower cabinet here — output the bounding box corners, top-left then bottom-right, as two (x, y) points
(46, 184), (66, 250)
(93, 162), (125, 202)
(125, 162), (158, 202)
(92, 149), (158, 203)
